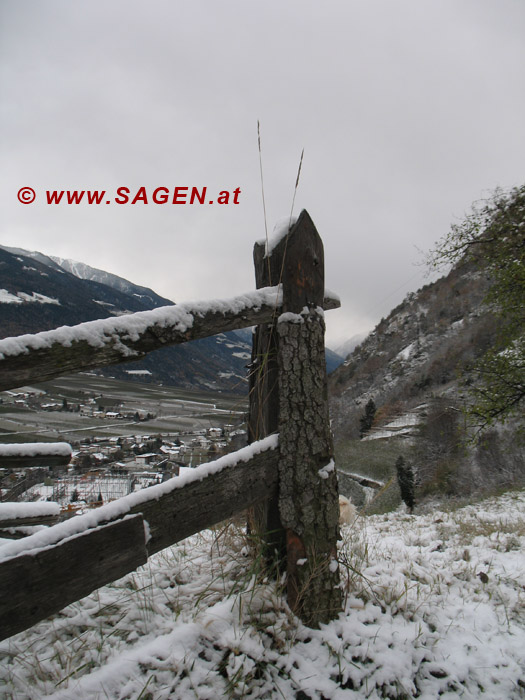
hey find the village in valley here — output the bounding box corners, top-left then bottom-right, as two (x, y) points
(0, 373), (248, 519)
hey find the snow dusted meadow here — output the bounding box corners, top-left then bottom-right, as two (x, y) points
(0, 489), (523, 699)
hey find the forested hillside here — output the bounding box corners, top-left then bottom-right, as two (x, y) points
(329, 187), (524, 509)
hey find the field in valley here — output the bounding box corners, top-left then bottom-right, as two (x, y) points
(0, 373), (247, 444)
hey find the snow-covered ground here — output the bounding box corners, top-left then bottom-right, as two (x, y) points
(0, 489), (523, 699)
(363, 411), (423, 442)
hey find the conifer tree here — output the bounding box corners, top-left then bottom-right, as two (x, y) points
(359, 398), (376, 438)
(396, 456), (415, 513)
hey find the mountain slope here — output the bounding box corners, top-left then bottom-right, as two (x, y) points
(0, 246), (251, 393)
(325, 347), (344, 373)
(0, 247), (161, 334)
(329, 261), (495, 436)
(329, 261), (524, 505)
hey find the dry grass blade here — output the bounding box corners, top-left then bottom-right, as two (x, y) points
(257, 120), (270, 259)
(289, 148), (304, 229)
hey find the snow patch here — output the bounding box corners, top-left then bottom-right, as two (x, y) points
(0, 289), (22, 304)
(0, 502), (60, 521)
(278, 311), (305, 324)
(0, 442), (72, 458)
(258, 216), (298, 257)
(0, 290), (60, 305)
(278, 306), (324, 325)
(396, 342), (415, 361)
(318, 459), (335, 479)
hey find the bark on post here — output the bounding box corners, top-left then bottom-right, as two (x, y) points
(277, 210), (342, 627)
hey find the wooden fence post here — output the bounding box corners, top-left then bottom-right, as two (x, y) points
(276, 210), (342, 627)
(247, 234), (287, 565)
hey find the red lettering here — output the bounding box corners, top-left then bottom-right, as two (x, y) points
(152, 187), (169, 204)
(44, 185), (238, 205)
(172, 187), (188, 204)
(87, 190), (105, 204)
(115, 187), (129, 204)
(190, 187), (206, 204)
(131, 187), (148, 204)
(46, 191), (64, 204)
(66, 191), (85, 204)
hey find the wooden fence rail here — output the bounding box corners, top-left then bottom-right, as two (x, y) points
(0, 286), (338, 392)
(0, 437), (278, 640)
(0, 209), (342, 637)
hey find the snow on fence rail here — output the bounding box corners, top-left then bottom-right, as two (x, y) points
(0, 285), (339, 392)
(0, 502), (61, 535)
(0, 442), (72, 470)
(0, 209), (342, 637)
(0, 502), (61, 523)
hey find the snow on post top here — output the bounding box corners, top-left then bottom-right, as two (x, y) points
(324, 289), (340, 305)
(257, 217), (298, 258)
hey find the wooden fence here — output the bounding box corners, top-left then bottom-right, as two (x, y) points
(0, 210), (342, 638)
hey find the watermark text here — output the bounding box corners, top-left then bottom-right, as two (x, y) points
(17, 186), (242, 205)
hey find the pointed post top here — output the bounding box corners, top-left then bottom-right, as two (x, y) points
(281, 210), (324, 312)
(253, 210), (324, 310)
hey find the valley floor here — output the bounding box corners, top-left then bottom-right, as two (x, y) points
(1, 490), (524, 699)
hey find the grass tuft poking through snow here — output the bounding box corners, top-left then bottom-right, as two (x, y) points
(1, 490), (524, 699)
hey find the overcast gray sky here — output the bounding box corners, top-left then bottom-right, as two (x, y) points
(1, 0), (524, 349)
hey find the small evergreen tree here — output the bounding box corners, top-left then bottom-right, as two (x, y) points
(396, 456), (415, 513)
(359, 398), (376, 438)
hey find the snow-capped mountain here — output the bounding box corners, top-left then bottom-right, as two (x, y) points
(49, 256), (167, 308)
(332, 332), (368, 360)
